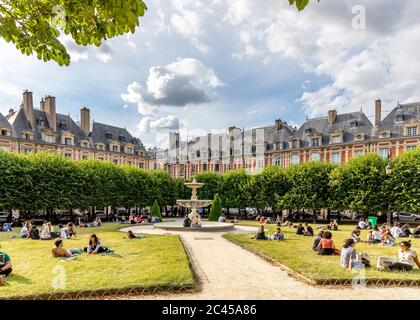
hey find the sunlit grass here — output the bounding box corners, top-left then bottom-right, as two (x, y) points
(0, 223), (194, 298)
(226, 222), (420, 282)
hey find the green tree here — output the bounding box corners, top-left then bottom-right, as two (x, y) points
(220, 169), (250, 211)
(208, 194), (222, 221)
(283, 161), (335, 222)
(329, 153), (388, 217)
(195, 171), (223, 200)
(151, 199), (163, 221)
(389, 147), (420, 213)
(247, 166), (289, 213)
(0, 0), (147, 66)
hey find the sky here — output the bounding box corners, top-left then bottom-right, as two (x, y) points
(1, 0), (420, 148)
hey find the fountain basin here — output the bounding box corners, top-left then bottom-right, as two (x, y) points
(153, 221), (234, 232)
(176, 199), (212, 208)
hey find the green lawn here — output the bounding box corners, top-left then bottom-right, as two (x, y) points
(0, 223), (195, 299)
(225, 222), (420, 285)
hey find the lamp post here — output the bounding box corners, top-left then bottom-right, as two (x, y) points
(385, 152), (393, 225)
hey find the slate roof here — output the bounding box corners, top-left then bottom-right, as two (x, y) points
(0, 112), (11, 128)
(7, 108), (32, 136)
(380, 102), (420, 137)
(291, 111), (374, 148)
(90, 122), (144, 153)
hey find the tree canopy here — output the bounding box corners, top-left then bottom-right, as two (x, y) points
(0, 0), (147, 66)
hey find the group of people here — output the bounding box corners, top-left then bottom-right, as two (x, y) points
(120, 214), (160, 225)
(0, 223), (13, 232)
(252, 225), (285, 241)
(19, 220), (76, 240)
(51, 234), (113, 258)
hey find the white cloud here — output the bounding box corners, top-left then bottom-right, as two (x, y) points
(63, 38), (113, 63)
(121, 58), (222, 109)
(138, 115), (179, 133)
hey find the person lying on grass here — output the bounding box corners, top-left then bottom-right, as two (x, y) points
(51, 239), (83, 258)
(0, 245), (12, 276)
(251, 225), (268, 240)
(84, 234), (113, 254)
(317, 231), (336, 256)
(385, 240), (420, 272)
(126, 230), (145, 240)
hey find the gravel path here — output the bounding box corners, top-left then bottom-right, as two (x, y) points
(119, 223), (420, 300)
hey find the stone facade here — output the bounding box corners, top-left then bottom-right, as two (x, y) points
(162, 99), (420, 179)
(0, 90), (151, 168)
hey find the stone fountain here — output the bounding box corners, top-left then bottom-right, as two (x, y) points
(153, 178), (234, 232)
(176, 178), (213, 224)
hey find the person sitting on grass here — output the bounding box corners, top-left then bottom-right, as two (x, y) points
(252, 225), (268, 240)
(67, 222), (76, 237)
(358, 218), (368, 229)
(259, 216), (266, 224)
(303, 222), (314, 236)
(218, 215), (226, 223)
(340, 238), (362, 270)
(351, 226), (362, 243)
(41, 222), (59, 240)
(29, 224), (40, 240)
(413, 226), (420, 238)
(326, 219), (339, 231)
(382, 232), (396, 246)
(386, 240), (420, 272)
(20, 222), (30, 239)
(272, 228), (285, 241)
(134, 215), (142, 224)
(0, 222), (12, 232)
(0, 246), (12, 276)
(317, 231), (336, 256)
(391, 222), (405, 239)
(296, 223), (305, 235)
(126, 230), (145, 240)
(59, 224), (69, 239)
(401, 224), (412, 237)
(312, 231), (325, 252)
(367, 225), (382, 244)
(84, 234), (113, 254)
(51, 239), (83, 258)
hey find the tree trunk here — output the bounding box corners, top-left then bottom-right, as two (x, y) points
(312, 209), (317, 224)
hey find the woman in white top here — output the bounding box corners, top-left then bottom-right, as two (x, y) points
(387, 241), (420, 271)
(40, 222), (52, 240)
(20, 223), (30, 239)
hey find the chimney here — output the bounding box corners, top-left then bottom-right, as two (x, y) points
(44, 95), (57, 132)
(328, 110), (337, 125)
(275, 119), (282, 130)
(80, 107), (91, 134)
(8, 108), (14, 117)
(375, 99), (382, 127)
(23, 90), (35, 129)
(40, 97), (45, 111)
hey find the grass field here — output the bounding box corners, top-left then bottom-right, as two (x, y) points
(0, 223), (195, 299)
(225, 221), (420, 284)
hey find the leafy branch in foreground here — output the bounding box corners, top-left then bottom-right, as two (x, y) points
(0, 0), (147, 66)
(289, 0), (319, 11)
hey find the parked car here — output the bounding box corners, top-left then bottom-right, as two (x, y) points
(0, 212), (11, 223)
(21, 211), (49, 225)
(340, 211), (364, 220)
(393, 212), (420, 223)
(94, 210), (107, 221)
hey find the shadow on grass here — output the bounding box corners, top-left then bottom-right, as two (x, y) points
(4, 274), (32, 285)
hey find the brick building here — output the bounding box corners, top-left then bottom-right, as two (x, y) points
(163, 99), (420, 179)
(0, 90), (151, 168)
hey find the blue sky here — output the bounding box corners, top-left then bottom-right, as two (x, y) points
(1, 0), (420, 148)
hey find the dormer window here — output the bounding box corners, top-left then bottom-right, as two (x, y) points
(396, 115), (404, 122)
(22, 132), (33, 140)
(291, 139), (300, 149)
(196, 150), (201, 158)
(59, 123), (67, 130)
(305, 128), (312, 134)
(1, 129), (10, 136)
(105, 133), (113, 140)
(354, 133), (365, 141)
(96, 143), (105, 151)
(330, 131), (343, 144)
(119, 135), (126, 142)
(379, 131), (391, 139)
(350, 121), (358, 128)
(112, 145), (119, 152)
(37, 119), (45, 127)
(81, 141), (89, 148)
(64, 137), (73, 146)
(43, 133), (55, 143)
(126, 147), (133, 154)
